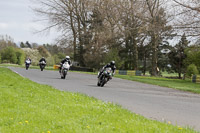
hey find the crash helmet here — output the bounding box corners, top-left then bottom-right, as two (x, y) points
(66, 56), (70, 60)
(110, 61), (115, 66)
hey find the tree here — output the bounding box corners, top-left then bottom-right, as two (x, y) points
(186, 64), (199, 77)
(172, 0), (200, 36)
(15, 49), (25, 65)
(20, 42), (25, 48)
(33, 0), (175, 71)
(37, 46), (51, 58)
(1, 47), (17, 64)
(0, 35), (16, 51)
(32, 43), (39, 48)
(184, 45), (200, 72)
(144, 0), (174, 76)
(25, 41), (32, 48)
(168, 34), (189, 79)
(105, 48), (124, 69)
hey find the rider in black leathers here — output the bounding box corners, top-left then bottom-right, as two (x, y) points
(59, 56), (71, 73)
(98, 61), (116, 78)
(39, 57), (46, 64)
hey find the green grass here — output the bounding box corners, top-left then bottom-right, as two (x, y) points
(115, 75), (200, 94)
(0, 67), (197, 133)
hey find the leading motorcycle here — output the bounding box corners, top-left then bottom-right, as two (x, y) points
(25, 60), (31, 70)
(97, 67), (113, 87)
(60, 62), (70, 79)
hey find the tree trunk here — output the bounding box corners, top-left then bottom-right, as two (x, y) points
(132, 37), (138, 70)
(70, 11), (77, 61)
(151, 36), (158, 76)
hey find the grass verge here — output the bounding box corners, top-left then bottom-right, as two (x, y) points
(0, 67), (197, 132)
(115, 75), (200, 94)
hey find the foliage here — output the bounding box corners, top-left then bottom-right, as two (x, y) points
(0, 35), (16, 51)
(37, 46), (51, 58)
(105, 48), (124, 69)
(46, 56), (55, 66)
(168, 34), (189, 78)
(0, 67), (196, 132)
(186, 64), (199, 77)
(0, 47), (18, 64)
(25, 41), (32, 48)
(15, 49), (25, 65)
(184, 45), (200, 72)
(20, 42), (26, 48)
(22, 48), (41, 66)
(53, 52), (65, 64)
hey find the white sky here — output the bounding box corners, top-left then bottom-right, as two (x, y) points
(0, 0), (59, 45)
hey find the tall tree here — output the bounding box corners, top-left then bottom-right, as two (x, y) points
(168, 34), (189, 79)
(25, 41), (32, 48)
(144, 0), (173, 76)
(172, 0), (200, 36)
(0, 35), (16, 51)
(20, 42), (25, 48)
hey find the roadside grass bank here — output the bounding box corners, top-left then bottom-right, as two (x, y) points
(115, 75), (200, 94)
(0, 67), (197, 133)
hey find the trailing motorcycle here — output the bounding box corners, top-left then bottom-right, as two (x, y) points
(97, 67), (113, 87)
(60, 62), (70, 79)
(39, 61), (46, 71)
(25, 60), (31, 70)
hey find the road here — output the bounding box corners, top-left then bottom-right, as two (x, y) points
(10, 67), (200, 131)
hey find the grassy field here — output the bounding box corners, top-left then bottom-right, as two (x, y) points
(0, 67), (197, 132)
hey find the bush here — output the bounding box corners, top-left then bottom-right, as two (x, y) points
(1, 47), (17, 64)
(186, 64), (199, 77)
(53, 55), (60, 64)
(46, 56), (55, 66)
(16, 49), (25, 65)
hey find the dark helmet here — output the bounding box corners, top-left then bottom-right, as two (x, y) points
(110, 61), (115, 66)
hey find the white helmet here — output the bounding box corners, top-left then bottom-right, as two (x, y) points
(66, 56), (70, 60)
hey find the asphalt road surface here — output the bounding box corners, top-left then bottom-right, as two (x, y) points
(10, 67), (200, 131)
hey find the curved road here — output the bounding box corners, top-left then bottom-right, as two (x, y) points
(10, 67), (200, 131)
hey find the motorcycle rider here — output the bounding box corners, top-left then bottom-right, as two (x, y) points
(25, 57), (32, 64)
(39, 57), (46, 69)
(39, 57), (46, 64)
(59, 56), (71, 73)
(98, 61), (116, 78)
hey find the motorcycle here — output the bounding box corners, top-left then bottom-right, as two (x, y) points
(97, 67), (113, 87)
(25, 60), (31, 70)
(60, 62), (70, 79)
(39, 61), (46, 71)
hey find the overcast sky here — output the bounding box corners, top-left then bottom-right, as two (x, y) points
(0, 0), (58, 45)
